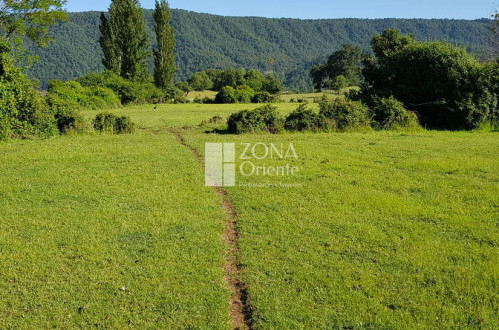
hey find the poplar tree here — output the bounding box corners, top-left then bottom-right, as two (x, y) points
(153, 0), (176, 90)
(99, 13), (119, 73)
(100, 0), (150, 81)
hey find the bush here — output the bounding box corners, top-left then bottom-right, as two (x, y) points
(200, 115), (224, 128)
(215, 86), (236, 104)
(285, 104), (330, 131)
(47, 80), (121, 110)
(262, 75), (284, 94)
(77, 71), (164, 105)
(227, 105), (284, 134)
(252, 92), (275, 103)
(163, 85), (185, 101)
(235, 85), (255, 103)
(361, 32), (498, 130)
(175, 81), (192, 95)
(48, 96), (87, 133)
(0, 48), (57, 139)
(319, 98), (371, 130)
(173, 95), (189, 104)
(93, 112), (135, 134)
(371, 97), (420, 129)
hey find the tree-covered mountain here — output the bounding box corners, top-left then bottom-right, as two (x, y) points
(26, 9), (495, 91)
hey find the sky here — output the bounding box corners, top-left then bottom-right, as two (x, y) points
(65, 0), (498, 20)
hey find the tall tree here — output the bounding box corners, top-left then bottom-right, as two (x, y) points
(153, 0), (176, 90)
(99, 13), (119, 73)
(104, 0), (150, 81)
(310, 44), (362, 90)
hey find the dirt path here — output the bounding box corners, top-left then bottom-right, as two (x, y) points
(169, 129), (253, 329)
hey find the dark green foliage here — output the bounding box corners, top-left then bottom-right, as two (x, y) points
(99, 13), (120, 73)
(189, 68), (283, 95)
(26, 12), (494, 91)
(47, 80), (121, 110)
(319, 97), (372, 130)
(93, 112), (135, 134)
(153, 0), (176, 90)
(77, 71), (163, 104)
(235, 85), (256, 103)
(244, 69), (265, 91)
(188, 72), (213, 90)
(227, 105), (284, 134)
(108, 0), (150, 81)
(285, 104), (329, 131)
(262, 75), (284, 94)
(52, 104), (86, 134)
(361, 30), (498, 129)
(163, 85), (185, 100)
(252, 92), (276, 103)
(371, 29), (415, 59)
(331, 75), (349, 95)
(311, 44), (362, 90)
(371, 97), (420, 130)
(0, 46), (57, 139)
(215, 86), (236, 104)
(174, 81), (191, 94)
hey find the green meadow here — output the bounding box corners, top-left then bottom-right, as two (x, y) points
(1, 102), (498, 328)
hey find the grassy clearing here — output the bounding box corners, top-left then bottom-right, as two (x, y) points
(2, 103), (498, 328)
(280, 90), (348, 103)
(186, 90), (218, 100)
(184, 90), (346, 103)
(0, 131), (230, 328)
(82, 103), (311, 129)
(180, 127), (499, 328)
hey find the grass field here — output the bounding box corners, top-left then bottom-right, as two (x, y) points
(1, 100), (498, 328)
(184, 89), (347, 103)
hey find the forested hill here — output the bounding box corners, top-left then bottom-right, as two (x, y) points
(27, 9), (494, 91)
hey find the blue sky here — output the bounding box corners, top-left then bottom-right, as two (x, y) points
(65, 0), (498, 20)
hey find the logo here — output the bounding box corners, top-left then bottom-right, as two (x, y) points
(205, 142), (300, 187)
(205, 143), (236, 187)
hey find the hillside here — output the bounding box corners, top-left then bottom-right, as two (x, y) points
(27, 10), (495, 91)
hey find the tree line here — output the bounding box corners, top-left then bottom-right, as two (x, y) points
(24, 11), (495, 91)
(310, 29), (499, 130)
(99, 0), (175, 90)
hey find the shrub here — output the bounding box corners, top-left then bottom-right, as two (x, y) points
(47, 80), (121, 110)
(93, 112), (135, 134)
(48, 96), (87, 133)
(319, 98), (371, 130)
(0, 48), (57, 139)
(252, 92), (275, 103)
(235, 85), (255, 103)
(227, 105), (284, 134)
(361, 32), (498, 130)
(262, 75), (284, 94)
(175, 81), (192, 94)
(200, 115), (224, 128)
(77, 71), (163, 105)
(163, 85), (185, 101)
(173, 95), (189, 104)
(215, 86), (236, 104)
(285, 104), (330, 131)
(371, 97), (420, 129)
(201, 96), (214, 104)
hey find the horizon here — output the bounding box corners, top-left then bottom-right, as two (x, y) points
(65, 0), (498, 20)
(65, 8), (494, 21)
